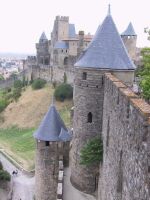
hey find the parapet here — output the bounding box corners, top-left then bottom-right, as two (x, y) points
(104, 72), (150, 120)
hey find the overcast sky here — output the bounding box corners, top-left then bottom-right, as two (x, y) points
(0, 0), (149, 54)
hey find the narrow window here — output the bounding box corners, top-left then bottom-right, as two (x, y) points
(127, 103), (130, 118)
(106, 117), (110, 147)
(87, 112), (92, 123)
(45, 141), (49, 146)
(117, 150), (123, 195)
(82, 72), (87, 80)
(117, 92), (119, 105)
(102, 76), (104, 85)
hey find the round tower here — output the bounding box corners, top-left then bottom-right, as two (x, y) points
(71, 6), (135, 194)
(121, 22), (137, 61)
(34, 104), (71, 200)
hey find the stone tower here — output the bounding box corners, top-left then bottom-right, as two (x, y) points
(36, 32), (50, 65)
(121, 22), (137, 61)
(34, 103), (71, 200)
(70, 6), (135, 194)
(51, 16), (69, 48)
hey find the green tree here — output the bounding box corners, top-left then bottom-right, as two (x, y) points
(80, 137), (103, 166)
(138, 48), (150, 101)
(31, 79), (46, 90)
(54, 83), (73, 102)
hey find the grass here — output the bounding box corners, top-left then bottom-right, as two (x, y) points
(0, 127), (35, 170)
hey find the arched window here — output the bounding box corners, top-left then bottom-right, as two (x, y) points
(64, 57), (69, 65)
(87, 112), (92, 123)
(82, 72), (87, 80)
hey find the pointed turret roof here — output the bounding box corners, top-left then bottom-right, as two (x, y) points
(75, 7), (135, 70)
(59, 128), (72, 141)
(33, 105), (68, 141)
(39, 32), (48, 43)
(121, 22), (137, 36)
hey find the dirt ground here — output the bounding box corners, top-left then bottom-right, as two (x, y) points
(0, 85), (72, 128)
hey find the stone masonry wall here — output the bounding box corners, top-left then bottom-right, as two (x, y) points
(35, 141), (59, 200)
(98, 73), (150, 200)
(71, 68), (105, 193)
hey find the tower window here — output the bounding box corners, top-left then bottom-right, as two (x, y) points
(82, 72), (87, 80)
(45, 141), (49, 146)
(87, 112), (92, 123)
(64, 57), (69, 65)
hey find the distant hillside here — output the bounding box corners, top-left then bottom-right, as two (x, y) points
(0, 52), (35, 59)
(0, 85), (73, 128)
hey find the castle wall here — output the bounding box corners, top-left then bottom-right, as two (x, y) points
(68, 41), (78, 56)
(99, 73), (150, 200)
(52, 66), (74, 85)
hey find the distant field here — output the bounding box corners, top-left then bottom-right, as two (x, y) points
(0, 84), (73, 170)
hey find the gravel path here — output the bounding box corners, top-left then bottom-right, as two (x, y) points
(0, 153), (35, 200)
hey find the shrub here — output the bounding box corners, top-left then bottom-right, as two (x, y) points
(12, 88), (22, 101)
(31, 79), (46, 90)
(14, 80), (23, 89)
(80, 137), (103, 166)
(4, 87), (11, 93)
(54, 83), (73, 101)
(52, 81), (57, 89)
(0, 161), (3, 170)
(0, 99), (8, 112)
(0, 170), (11, 181)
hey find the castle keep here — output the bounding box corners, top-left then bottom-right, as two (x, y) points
(26, 10), (138, 85)
(34, 5), (150, 200)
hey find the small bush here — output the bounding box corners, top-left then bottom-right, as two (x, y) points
(0, 99), (8, 112)
(80, 137), (103, 166)
(0, 170), (11, 181)
(12, 88), (22, 101)
(32, 79), (46, 90)
(0, 161), (3, 170)
(14, 80), (23, 89)
(54, 83), (73, 101)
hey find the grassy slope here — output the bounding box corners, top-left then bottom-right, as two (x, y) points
(0, 85), (73, 170)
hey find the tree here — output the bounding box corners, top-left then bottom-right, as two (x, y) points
(80, 137), (103, 166)
(138, 48), (150, 101)
(144, 27), (150, 41)
(31, 79), (46, 90)
(54, 83), (73, 102)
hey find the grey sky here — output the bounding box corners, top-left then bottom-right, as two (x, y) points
(0, 0), (149, 54)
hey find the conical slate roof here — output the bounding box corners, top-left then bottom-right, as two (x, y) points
(33, 105), (68, 141)
(121, 22), (137, 36)
(59, 128), (72, 142)
(39, 32), (48, 43)
(75, 11), (135, 70)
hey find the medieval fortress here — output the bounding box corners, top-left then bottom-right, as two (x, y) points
(32, 6), (150, 200)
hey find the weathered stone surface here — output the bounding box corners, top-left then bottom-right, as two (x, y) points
(98, 74), (150, 200)
(35, 141), (59, 200)
(71, 68), (105, 193)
